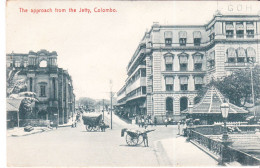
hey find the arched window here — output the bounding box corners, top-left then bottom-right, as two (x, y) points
(39, 60), (47, 67)
(226, 48), (236, 63)
(180, 97), (188, 112)
(166, 97), (173, 115)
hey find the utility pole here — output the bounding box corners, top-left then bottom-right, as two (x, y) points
(250, 65), (256, 120)
(110, 80), (113, 129)
(102, 99), (104, 120)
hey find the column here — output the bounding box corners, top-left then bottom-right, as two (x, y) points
(174, 75), (180, 91)
(188, 75), (195, 91)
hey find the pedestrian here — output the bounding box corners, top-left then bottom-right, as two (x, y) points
(144, 119), (148, 129)
(154, 117), (157, 126)
(141, 118), (145, 128)
(177, 122), (181, 135)
(142, 132), (149, 147)
(165, 118), (168, 127)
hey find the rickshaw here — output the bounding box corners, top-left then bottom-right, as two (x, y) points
(121, 128), (155, 146)
(82, 113), (103, 131)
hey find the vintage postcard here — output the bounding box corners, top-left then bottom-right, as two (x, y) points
(4, 1), (260, 167)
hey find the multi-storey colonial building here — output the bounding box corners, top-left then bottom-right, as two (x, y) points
(117, 12), (260, 122)
(6, 49), (75, 125)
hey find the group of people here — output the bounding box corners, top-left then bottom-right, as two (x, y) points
(137, 115), (155, 128)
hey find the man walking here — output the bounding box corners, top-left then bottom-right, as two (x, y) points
(142, 132), (149, 147)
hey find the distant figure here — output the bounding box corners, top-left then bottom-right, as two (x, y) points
(154, 117), (157, 126)
(141, 118), (145, 128)
(178, 122), (181, 135)
(142, 132), (149, 147)
(165, 118), (168, 127)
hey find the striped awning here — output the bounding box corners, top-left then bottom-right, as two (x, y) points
(194, 55), (203, 63)
(164, 31), (173, 39)
(179, 31), (187, 38)
(194, 76), (203, 84)
(165, 77), (174, 84)
(246, 23), (254, 30)
(180, 76), (188, 84)
(227, 48), (236, 58)
(193, 31), (201, 38)
(209, 51), (215, 60)
(179, 56), (188, 64)
(165, 56), (173, 64)
(246, 47), (256, 58)
(236, 23), (244, 30)
(237, 47), (246, 57)
(226, 24), (234, 30)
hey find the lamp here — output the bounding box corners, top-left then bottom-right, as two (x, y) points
(220, 100), (230, 141)
(219, 100), (233, 165)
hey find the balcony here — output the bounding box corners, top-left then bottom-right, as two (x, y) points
(125, 77), (146, 94)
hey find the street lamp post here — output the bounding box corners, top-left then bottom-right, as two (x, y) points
(220, 100), (232, 165)
(220, 101), (230, 141)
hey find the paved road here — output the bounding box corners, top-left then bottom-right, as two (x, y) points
(7, 114), (177, 167)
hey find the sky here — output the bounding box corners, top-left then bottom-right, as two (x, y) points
(5, 1), (260, 100)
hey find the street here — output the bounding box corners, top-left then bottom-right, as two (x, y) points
(7, 114), (178, 167)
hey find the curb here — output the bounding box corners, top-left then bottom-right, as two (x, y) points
(11, 128), (53, 137)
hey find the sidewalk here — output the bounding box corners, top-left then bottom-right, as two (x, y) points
(156, 136), (219, 166)
(59, 114), (77, 127)
(7, 127), (53, 137)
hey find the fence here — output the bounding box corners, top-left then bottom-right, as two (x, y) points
(188, 129), (260, 165)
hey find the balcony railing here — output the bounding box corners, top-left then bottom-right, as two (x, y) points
(188, 129), (260, 165)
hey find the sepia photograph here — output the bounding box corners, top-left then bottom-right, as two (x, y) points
(3, 1), (260, 167)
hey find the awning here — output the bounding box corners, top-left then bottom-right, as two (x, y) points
(246, 23), (254, 30)
(226, 24), (234, 30)
(194, 55), (203, 63)
(194, 76), (203, 84)
(165, 77), (174, 84)
(179, 56), (188, 64)
(164, 31), (173, 39)
(246, 47), (256, 58)
(227, 48), (236, 58)
(193, 31), (202, 38)
(209, 51), (215, 60)
(179, 31), (187, 38)
(237, 47), (246, 57)
(180, 76), (188, 84)
(6, 98), (22, 112)
(165, 56), (173, 64)
(236, 24), (244, 30)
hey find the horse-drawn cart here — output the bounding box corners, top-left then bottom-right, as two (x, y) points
(82, 113), (103, 131)
(121, 128), (155, 146)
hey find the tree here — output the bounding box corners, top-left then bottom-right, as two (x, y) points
(7, 70), (38, 119)
(199, 65), (260, 107)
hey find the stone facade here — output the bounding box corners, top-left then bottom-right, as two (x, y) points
(6, 49), (75, 125)
(117, 13), (260, 120)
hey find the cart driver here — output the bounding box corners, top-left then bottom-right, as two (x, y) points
(142, 131), (149, 147)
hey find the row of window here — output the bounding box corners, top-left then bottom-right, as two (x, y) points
(165, 76), (203, 91)
(225, 21), (255, 39)
(164, 54), (204, 71)
(164, 31), (202, 47)
(226, 47), (256, 63)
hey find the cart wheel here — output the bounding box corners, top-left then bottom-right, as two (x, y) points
(92, 126), (100, 132)
(126, 134), (139, 146)
(85, 125), (92, 131)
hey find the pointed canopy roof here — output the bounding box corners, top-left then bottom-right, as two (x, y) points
(183, 86), (248, 114)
